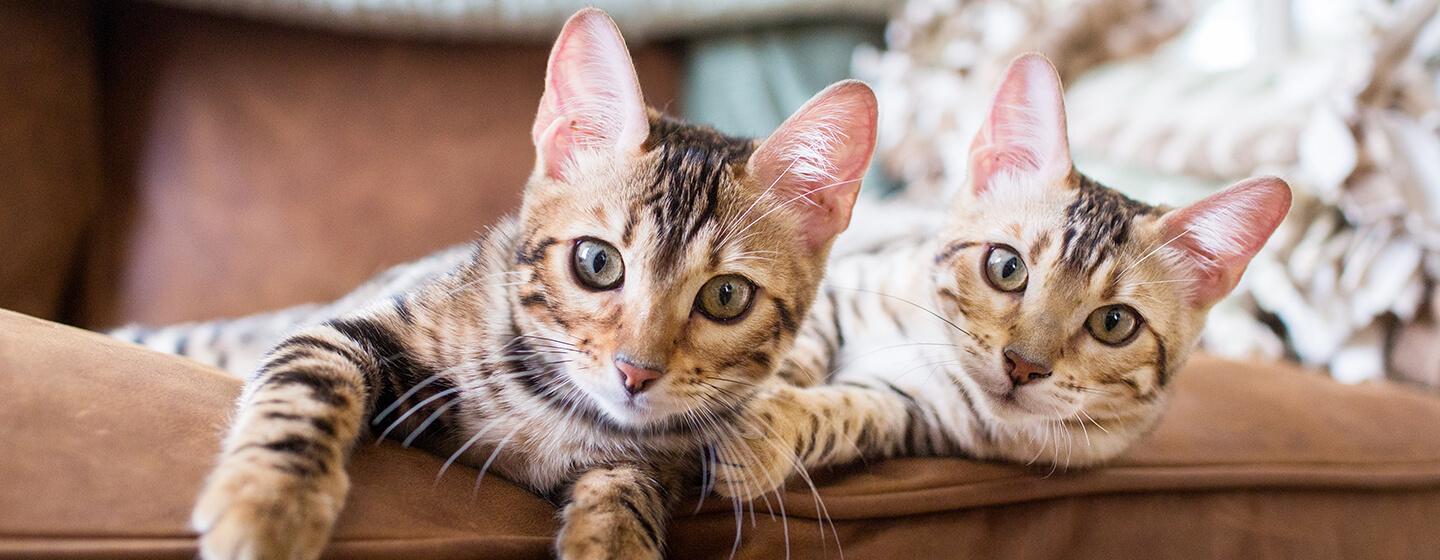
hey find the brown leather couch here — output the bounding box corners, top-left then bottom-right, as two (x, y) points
(4, 2), (1440, 558)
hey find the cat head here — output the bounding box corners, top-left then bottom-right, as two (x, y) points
(931, 54), (1290, 461)
(512, 9), (877, 430)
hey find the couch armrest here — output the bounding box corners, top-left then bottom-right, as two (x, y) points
(0, 309), (557, 558)
(5, 307), (1440, 559)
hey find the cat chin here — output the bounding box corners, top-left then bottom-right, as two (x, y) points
(979, 386), (1082, 423)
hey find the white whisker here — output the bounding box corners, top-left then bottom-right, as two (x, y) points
(377, 386), (462, 442)
(1123, 227), (1192, 274)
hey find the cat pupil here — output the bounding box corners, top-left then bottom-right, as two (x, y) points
(718, 283), (732, 306)
(592, 251), (606, 274)
(1002, 258), (1017, 278)
(1105, 309), (1120, 331)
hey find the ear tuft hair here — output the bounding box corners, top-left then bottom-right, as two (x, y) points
(749, 80), (879, 253)
(1161, 176), (1292, 306)
(967, 53), (1072, 196)
(532, 8), (649, 180)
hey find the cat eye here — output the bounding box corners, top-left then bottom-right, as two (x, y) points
(572, 238), (624, 290)
(1087, 304), (1142, 345)
(984, 245), (1028, 292)
(695, 274), (755, 322)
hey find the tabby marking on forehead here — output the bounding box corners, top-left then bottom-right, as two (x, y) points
(1028, 231), (1052, 263)
(640, 113), (757, 273)
(1059, 172), (1159, 274)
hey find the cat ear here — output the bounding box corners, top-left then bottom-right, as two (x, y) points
(1160, 176), (1292, 306)
(966, 53), (1072, 195)
(749, 80), (878, 252)
(531, 8), (649, 181)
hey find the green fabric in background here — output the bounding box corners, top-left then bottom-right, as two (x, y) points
(684, 23), (899, 195)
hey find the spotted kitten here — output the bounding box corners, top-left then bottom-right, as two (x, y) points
(712, 54), (1292, 500)
(114, 9), (879, 559)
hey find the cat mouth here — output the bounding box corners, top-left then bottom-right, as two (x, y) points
(590, 381), (680, 427)
(989, 389), (1025, 409)
(981, 382), (1055, 418)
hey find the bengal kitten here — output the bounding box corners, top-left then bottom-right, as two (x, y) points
(118, 10), (879, 559)
(709, 54), (1292, 501)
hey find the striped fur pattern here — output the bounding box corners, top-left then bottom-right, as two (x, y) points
(717, 172), (1292, 503)
(110, 246), (475, 377)
(710, 54), (1292, 502)
(132, 9), (879, 560)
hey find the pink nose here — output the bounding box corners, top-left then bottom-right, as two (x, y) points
(615, 359), (662, 395)
(1004, 348), (1052, 386)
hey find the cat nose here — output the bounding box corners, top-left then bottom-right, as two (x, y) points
(1004, 348), (1052, 386)
(614, 357), (662, 395)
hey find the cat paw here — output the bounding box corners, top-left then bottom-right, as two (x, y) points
(191, 461), (348, 560)
(556, 503), (663, 560)
(711, 412), (800, 501)
(556, 524), (663, 560)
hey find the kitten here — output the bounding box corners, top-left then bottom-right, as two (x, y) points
(711, 54), (1292, 500)
(138, 9), (880, 560)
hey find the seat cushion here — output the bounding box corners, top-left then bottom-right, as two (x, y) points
(2, 308), (1438, 559)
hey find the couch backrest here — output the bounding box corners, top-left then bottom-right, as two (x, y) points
(0, 1), (682, 328)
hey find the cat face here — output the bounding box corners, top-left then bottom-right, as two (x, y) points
(931, 54), (1290, 446)
(509, 10), (877, 430)
(933, 172), (1193, 429)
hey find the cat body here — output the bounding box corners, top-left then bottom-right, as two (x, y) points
(133, 9), (881, 560)
(711, 54), (1292, 501)
(109, 245), (476, 377)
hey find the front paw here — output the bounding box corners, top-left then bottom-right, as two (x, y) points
(711, 419), (800, 502)
(191, 460), (348, 560)
(556, 501), (663, 560)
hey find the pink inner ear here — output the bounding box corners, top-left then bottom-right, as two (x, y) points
(750, 80), (878, 253)
(1162, 176), (1293, 306)
(531, 9), (649, 180)
(967, 54), (1071, 195)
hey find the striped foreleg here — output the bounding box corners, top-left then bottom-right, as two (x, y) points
(711, 379), (928, 501)
(191, 319), (390, 560)
(556, 463), (679, 560)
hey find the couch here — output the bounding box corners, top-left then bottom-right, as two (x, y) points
(3, 2), (1439, 558)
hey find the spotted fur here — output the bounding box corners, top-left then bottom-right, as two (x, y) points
(711, 54), (1292, 503)
(116, 10), (880, 560)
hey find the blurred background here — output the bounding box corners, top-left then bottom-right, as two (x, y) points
(2, 0), (1438, 388)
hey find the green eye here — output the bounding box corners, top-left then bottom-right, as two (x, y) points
(1087, 305), (1141, 345)
(696, 274), (755, 322)
(572, 238), (624, 290)
(984, 245), (1028, 292)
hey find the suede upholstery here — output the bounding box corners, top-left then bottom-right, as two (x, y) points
(66, 2), (682, 329)
(0, 1), (103, 322)
(3, 309), (1438, 559)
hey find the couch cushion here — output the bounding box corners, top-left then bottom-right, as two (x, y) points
(2, 308), (1439, 558)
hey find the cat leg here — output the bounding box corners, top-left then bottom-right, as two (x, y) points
(192, 317), (397, 560)
(556, 463), (677, 560)
(712, 380), (925, 501)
